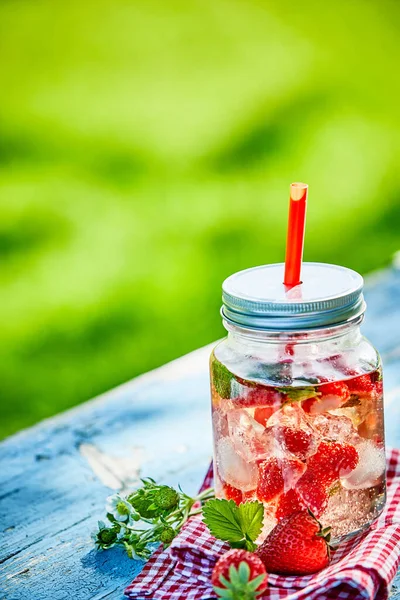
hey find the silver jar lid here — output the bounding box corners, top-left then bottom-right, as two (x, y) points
(221, 262), (365, 331)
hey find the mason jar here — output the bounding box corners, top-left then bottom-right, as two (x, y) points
(210, 263), (386, 542)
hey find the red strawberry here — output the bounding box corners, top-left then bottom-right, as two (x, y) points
(276, 489), (303, 519)
(254, 406), (278, 426)
(301, 397), (317, 414)
(223, 483), (243, 506)
(346, 374), (374, 396)
(274, 426), (314, 460)
(256, 511), (331, 575)
(284, 343), (295, 356)
(243, 489), (257, 501)
(235, 386), (286, 408)
(257, 457), (306, 503)
(374, 380), (383, 396)
(296, 474), (328, 517)
(307, 441), (358, 486)
(276, 479), (327, 519)
(302, 381), (350, 414)
(211, 549), (268, 597)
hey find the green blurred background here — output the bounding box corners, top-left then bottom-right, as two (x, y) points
(1, 0), (400, 439)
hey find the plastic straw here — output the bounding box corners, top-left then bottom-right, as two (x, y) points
(284, 182), (308, 287)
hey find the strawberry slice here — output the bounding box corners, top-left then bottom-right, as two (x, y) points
(346, 374), (374, 396)
(276, 478), (328, 519)
(235, 386), (286, 409)
(257, 457), (305, 503)
(302, 381), (350, 414)
(296, 474), (328, 517)
(274, 426), (314, 460)
(223, 483), (243, 505)
(306, 441), (358, 486)
(254, 406), (278, 426)
(276, 489), (303, 520)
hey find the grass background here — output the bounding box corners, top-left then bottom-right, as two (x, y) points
(1, 0), (400, 438)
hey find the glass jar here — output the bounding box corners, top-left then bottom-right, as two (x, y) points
(210, 263), (386, 543)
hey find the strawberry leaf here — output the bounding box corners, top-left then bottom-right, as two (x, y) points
(202, 499), (244, 542)
(202, 498), (264, 551)
(279, 386), (319, 403)
(236, 501), (264, 542)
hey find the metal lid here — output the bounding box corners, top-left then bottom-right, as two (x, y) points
(221, 262), (366, 331)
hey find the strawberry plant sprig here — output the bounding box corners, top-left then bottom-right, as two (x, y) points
(93, 478), (214, 560)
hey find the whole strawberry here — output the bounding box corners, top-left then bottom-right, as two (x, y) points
(212, 549), (268, 599)
(154, 486), (179, 510)
(256, 510), (331, 575)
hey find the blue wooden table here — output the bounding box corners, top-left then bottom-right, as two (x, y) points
(2, 263), (400, 600)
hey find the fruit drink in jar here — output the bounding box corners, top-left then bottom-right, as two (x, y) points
(210, 263), (386, 542)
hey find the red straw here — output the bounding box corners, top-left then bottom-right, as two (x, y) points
(284, 182), (308, 287)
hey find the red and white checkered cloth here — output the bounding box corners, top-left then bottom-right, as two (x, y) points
(125, 448), (400, 600)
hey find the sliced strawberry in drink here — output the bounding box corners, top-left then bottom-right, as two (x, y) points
(223, 482), (243, 505)
(274, 426), (314, 460)
(302, 381), (350, 414)
(276, 478), (327, 519)
(243, 489), (257, 501)
(257, 457), (306, 503)
(296, 474), (328, 517)
(276, 489), (303, 519)
(254, 406), (279, 426)
(235, 386), (286, 408)
(346, 374), (374, 396)
(306, 441), (358, 486)
(302, 397), (318, 414)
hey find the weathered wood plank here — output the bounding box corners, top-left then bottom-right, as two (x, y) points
(1, 265), (400, 600)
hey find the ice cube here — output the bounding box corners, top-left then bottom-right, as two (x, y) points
(216, 436), (258, 492)
(228, 409), (279, 462)
(341, 440), (386, 489)
(256, 504), (278, 544)
(311, 413), (358, 444)
(330, 396), (373, 429)
(228, 410), (281, 462)
(212, 409), (229, 438)
(266, 404), (317, 459)
(267, 403), (310, 429)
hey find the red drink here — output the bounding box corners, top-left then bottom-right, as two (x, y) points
(211, 356), (385, 542)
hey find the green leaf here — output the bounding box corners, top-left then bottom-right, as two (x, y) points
(202, 499), (244, 542)
(202, 498), (264, 550)
(211, 360), (233, 399)
(237, 561), (250, 584)
(236, 501), (264, 542)
(213, 586), (232, 599)
(248, 573), (267, 591)
(229, 539), (248, 550)
(106, 512), (117, 524)
(228, 564), (241, 587)
(279, 386), (319, 403)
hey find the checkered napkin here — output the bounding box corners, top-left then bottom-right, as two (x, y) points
(125, 448), (400, 600)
